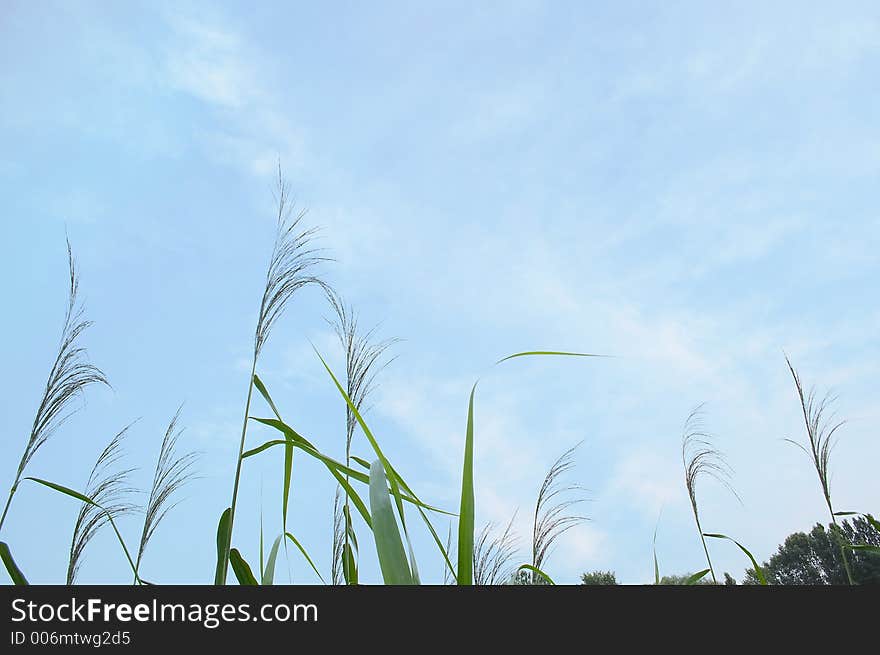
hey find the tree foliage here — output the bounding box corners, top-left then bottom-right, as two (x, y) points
(743, 518), (880, 585)
(580, 570), (618, 585)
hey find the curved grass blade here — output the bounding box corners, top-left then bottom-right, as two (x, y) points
(685, 569), (711, 585)
(0, 541), (28, 585)
(313, 350), (427, 548)
(368, 460), (413, 585)
(457, 383), (477, 585)
(351, 456), (371, 470)
(285, 532), (327, 583)
(215, 508), (231, 584)
(253, 375), (294, 534)
(342, 543), (358, 584)
(259, 509), (264, 576)
(24, 477), (140, 583)
(414, 502), (457, 584)
(247, 421), (448, 515)
(253, 374), (282, 421)
(518, 564), (555, 585)
(311, 352), (454, 581)
(835, 511), (880, 533)
(495, 351), (607, 365)
(242, 432), (374, 527)
(282, 437), (294, 534)
(652, 512), (662, 585)
(262, 534), (282, 585)
(703, 533), (767, 585)
(230, 548), (258, 585)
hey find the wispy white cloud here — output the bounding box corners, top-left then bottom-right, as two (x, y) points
(162, 10), (308, 176)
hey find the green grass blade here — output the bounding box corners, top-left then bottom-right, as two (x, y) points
(243, 435), (367, 482)
(850, 544), (880, 554)
(253, 376), (294, 533)
(247, 420), (449, 515)
(342, 543), (358, 584)
(836, 511), (880, 533)
(215, 508), (231, 585)
(253, 376), (295, 536)
(0, 541), (28, 585)
(414, 502), (457, 584)
(285, 532), (327, 583)
(230, 548), (258, 585)
(518, 564), (555, 585)
(685, 569), (711, 585)
(24, 477), (140, 584)
(652, 511), (662, 585)
(313, 350), (425, 512)
(495, 351), (606, 365)
(368, 459), (414, 585)
(342, 506), (359, 585)
(262, 534), (282, 585)
(242, 429), (374, 528)
(329, 468), (372, 529)
(25, 477), (94, 505)
(457, 383), (477, 585)
(704, 533), (767, 585)
(259, 509), (264, 575)
(282, 434), (293, 534)
(314, 350), (458, 578)
(253, 374), (283, 421)
(351, 456), (371, 470)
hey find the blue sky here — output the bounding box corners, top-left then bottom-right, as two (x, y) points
(1, 1), (878, 585)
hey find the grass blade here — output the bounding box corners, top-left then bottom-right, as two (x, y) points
(262, 534), (282, 585)
(285, 532), (327, 583)
(26, 477), (94, 505)
(214, 508), (231, 584)
(0, 542), (28, 585)
(517, 564), (555, 585)
(342, 543), (358, 585)
(495, 351), (606, 365)
(25, 476), (140, 583)
(253, 374), (294, 534)
(368, 459), (413, 585)
(457, 383), (477, 585)
(230, 548), (258, 585)
(253, 374), (283, 421)
(703, 533), (767, 585)
(351, 456), (371, 470)
(652, 513), (662, 585)
(685, 569), (711, 585)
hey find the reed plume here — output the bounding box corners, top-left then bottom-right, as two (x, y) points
(784, 355), (854, 585)
(681, 404), (738, 584)
(326, 288), (398, 584)
(134, 407), (199, 580)
(220, 164), (328, 584)
(331, 486), (345, 585)
(474, 512), (519, 585)
(530, 443), (588, 581)
(0, 239), (108, 534)
(67, 425), (137, 584)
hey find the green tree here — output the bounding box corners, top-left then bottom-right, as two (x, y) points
(580, 570), (618, 585)
(743, 518), (880, 585)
